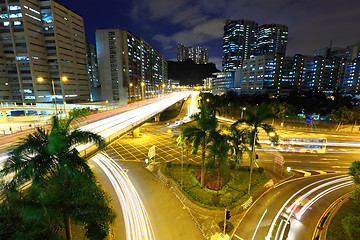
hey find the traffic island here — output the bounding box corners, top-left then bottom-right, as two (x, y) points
(158, 163), (273, 239)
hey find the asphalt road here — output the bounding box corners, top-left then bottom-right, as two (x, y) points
(116, 161), (204, 240)
(233, 174), (353, 240)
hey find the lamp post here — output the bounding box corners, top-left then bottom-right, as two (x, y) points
(37, 76), (67, 115)
(141, 82), (145, 100)
(129, 83), (133, 101)
(241, 107), (246, 119)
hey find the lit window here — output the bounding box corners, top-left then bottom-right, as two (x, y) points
(9, 5), (21, 11)
(10, 13), (22, 18)
(16, 56), (29, 61)
(3, 21), (9, 26)
(14, 21), (21, 25)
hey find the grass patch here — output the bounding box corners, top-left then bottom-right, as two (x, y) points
(327, 199), (355, 240)
(162, 164), (270, 209)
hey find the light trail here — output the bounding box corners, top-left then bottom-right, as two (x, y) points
(295, 181), (352, 220)
(273, 178), (352, 240)
(1, 92), (193, 239)
(265, 175), (348, 240)
(92, 152), (155, 240)
(251, 209), (267, 240)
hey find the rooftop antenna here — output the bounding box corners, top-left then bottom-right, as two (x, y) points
(327, 40), (333, 58)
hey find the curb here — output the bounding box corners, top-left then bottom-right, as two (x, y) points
(312, 192), (351, 240)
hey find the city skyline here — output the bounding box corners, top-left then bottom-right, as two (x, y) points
(58, 0), (360, 69)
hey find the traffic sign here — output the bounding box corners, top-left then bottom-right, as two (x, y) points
(274, 153), (284, 166)
(306, 116), (313, 125)
(148, 145), (155, 159)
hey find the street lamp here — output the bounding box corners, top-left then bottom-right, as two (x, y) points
(241, 107), (246, 119)
(37, 76), (67, 115)
(141, 82), (145, 99)
(129, 83), (133, 101)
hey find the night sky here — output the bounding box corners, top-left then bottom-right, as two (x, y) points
(57, 0), (360, 70)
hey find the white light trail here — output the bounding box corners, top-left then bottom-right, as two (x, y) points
(252, 209), (267, 240)
(295, 181), (352, 220)
(265, 175), (348, 240)
(92, 152), (155, 240)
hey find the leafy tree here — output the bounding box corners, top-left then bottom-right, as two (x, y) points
(181, 104), (218, 188)
(232, 103), (278, 194)
(348, 160), (360, 185)
(269, 101), (295, 126)
(0, 109), (114, 240)
(350, 106), (360, 132)
(330, 106), (351, 131)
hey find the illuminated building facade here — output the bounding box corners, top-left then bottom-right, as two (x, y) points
(96, 28), (167, 105)
(0, 0), (90, 103)
(222, 19), (258, 72)
(256, 24), (288, 56)
(86, 43), (100, 101)
(177, 43), (208, 64)
(241, 54), (360, 95)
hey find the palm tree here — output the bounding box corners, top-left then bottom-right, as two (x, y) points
(0, 109), (112, 240)
(206, 132), (231, 195)
(226, 125), (250, 165)
(181, 104), (218, 188)
(232, 103), (278, 194)
(1, 108), (105, 187)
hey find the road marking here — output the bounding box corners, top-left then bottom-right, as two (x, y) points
(295, 169), (311, 177)
(310, 161), (330, 164)
(234, 234), (244, 240)
(332, 166), (345, 168)
(320, 158), (338, 161)
(317, 170), (327, 175)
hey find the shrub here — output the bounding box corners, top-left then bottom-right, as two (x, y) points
(166, 162), (172, 168)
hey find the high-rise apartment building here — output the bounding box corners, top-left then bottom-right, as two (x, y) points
(222, 19), (258, 72)
(86, 43), (99, 101)
(256, 24), (288, 56)
(0, 0), (90, 103)
(177, 43), (208, 64)
(177, 43), (187, 62)
(96, 28), (167, 105)
(240, 53), (360, 95)
(241, 54), (293, 95)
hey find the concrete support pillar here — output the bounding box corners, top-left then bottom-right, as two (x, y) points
(132, 127), (140, 138)
(0, 111), (8, 123)
(154, 114), (161, 122)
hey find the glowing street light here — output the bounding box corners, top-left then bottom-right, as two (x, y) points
(241, 107), (246, 119)
(141, 82), (145, 99)
(37, 76), (67, 115)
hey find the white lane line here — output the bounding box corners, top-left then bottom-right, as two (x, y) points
(252, 209), (268, 240)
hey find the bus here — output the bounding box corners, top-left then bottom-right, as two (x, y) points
(276, 136), (327, 154)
